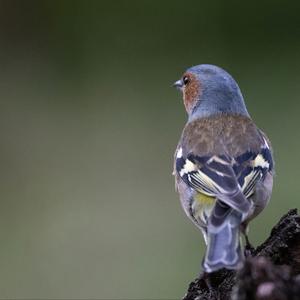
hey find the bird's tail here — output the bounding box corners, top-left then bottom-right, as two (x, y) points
(203, 202), (244, 273)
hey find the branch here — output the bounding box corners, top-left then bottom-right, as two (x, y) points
(183, 209), (300, 300)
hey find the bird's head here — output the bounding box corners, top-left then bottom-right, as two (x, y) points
(173, 64), (249, 121)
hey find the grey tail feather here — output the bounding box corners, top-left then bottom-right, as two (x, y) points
(203, 204), (244, 273)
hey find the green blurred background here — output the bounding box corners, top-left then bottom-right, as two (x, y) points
(0, 1), (299, 298)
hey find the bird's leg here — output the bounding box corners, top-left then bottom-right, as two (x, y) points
(244, 234), (255, 256)
(241, 223), (255, 256)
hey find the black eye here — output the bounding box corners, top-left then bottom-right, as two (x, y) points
(183, 76), (190, 85)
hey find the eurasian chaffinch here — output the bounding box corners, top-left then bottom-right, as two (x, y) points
(173, 64), (274, 273)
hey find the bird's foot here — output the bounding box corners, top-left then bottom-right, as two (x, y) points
(244, 235), (255, 257)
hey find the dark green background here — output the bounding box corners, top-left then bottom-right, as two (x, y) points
(0, 1), (299, 298)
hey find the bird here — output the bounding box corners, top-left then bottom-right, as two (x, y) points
(173, 64), (274, 273)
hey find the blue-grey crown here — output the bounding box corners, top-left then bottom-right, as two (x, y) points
(187, 64), (250, 121)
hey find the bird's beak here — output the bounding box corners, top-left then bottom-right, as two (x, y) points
(173, 79), (183, 91)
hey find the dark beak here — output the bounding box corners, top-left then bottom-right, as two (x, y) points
(173, 79), (183, 91)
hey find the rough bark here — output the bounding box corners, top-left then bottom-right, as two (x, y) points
(183, 209), (300, 300)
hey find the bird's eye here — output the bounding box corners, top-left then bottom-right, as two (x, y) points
(183, 76), (190, 85)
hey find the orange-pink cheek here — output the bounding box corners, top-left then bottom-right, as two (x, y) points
(183, 76), (201, 113)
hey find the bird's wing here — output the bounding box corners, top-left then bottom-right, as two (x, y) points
(233, 134), (274, 198)
(175, 135), (273, 216)
(176, 151), (250, 215)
